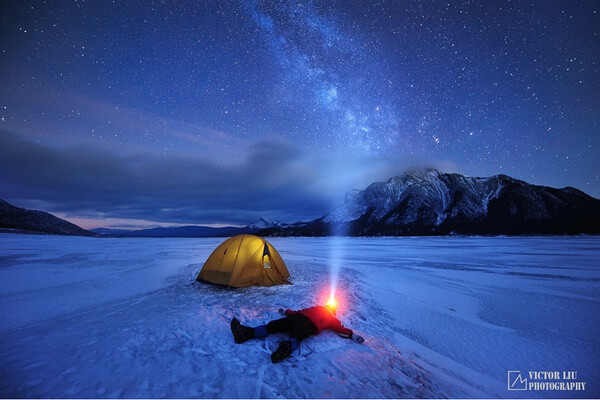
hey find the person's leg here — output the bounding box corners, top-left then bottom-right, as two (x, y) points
(265, 317), (293, 334)
(288, 315), (316, 351)
(231, 317), (256, 343)
(231, 316), (293, 343)
(271, 314), (316, 363)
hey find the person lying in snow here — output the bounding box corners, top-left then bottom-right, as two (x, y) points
(230, 305), (365, 363)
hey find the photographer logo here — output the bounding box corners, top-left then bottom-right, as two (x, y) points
(508, 371), (527, 390)
(507, 370), (586, 392)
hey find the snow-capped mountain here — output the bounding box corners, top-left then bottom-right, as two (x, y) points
(246, 217), (283, 231)
(264, 169), (600, 236)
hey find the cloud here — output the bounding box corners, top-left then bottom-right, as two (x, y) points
(0, 131), (462, 228)
(0, 131), (328, 226)
(0, 76), (250, 159)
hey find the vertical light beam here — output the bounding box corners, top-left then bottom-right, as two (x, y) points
(328, 220), (347, 303)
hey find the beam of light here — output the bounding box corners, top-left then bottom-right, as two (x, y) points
(328, 219), (347, 308)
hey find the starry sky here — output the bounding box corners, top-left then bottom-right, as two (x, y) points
(0, 0), (598, 229)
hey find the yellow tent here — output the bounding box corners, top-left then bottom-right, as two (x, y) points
(197, 234), (291, 287)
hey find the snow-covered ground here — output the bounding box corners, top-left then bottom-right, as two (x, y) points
(0, 234), (598, 398)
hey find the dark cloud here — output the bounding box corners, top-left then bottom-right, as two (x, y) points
(0, 131), (329, 226)
(0, 131), (467, 228)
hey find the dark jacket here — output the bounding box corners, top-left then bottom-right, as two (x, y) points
(285, 306), (353, 337)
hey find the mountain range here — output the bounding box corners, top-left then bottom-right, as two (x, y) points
(258, 169), (600, 236)
(2, 170), (599, 237)
(89, 218), (284, 237)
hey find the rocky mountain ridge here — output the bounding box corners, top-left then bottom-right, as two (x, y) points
(260, 169), (600, 236)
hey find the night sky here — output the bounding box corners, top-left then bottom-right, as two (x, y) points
(1, 0), (598, 229)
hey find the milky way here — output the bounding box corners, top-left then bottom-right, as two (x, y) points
(0, 0), (598, 227)
(247, 1), (401, 154)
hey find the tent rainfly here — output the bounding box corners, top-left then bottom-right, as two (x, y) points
(196, 234), (291, 287)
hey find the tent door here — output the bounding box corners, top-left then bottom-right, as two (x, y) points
(262, 244), (271, 269)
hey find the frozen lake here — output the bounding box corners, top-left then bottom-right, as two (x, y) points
(0, 234), (598, 398)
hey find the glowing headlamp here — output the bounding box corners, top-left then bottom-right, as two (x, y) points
(326, 293), (338, 313)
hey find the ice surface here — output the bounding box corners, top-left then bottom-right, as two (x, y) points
(0, 234), (598, 398)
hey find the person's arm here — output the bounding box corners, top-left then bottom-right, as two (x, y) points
(330, 318), (353, 338)
(331, 318), (365, 343)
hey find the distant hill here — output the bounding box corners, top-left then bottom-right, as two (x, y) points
(91, 219), (284, 238)
(91, 225), (248, 238)
(89, 228), (134, 236)
(0, 199), (95, 236)
(260, 169), (600, 236)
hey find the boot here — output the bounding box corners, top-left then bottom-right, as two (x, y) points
(230, 317), (255, 344)
(270, 340), (293, 363)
